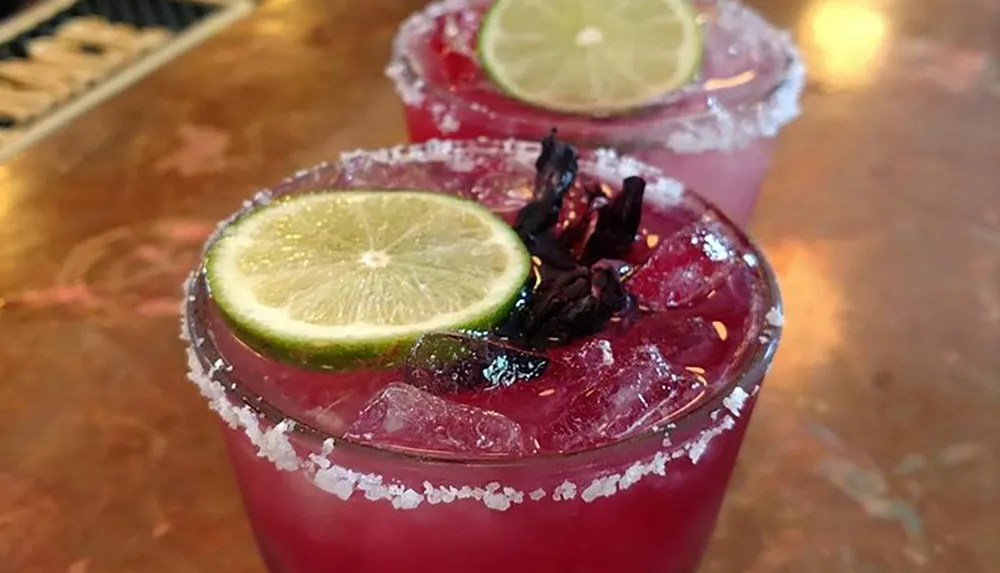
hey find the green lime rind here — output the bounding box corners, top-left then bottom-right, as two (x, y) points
(205, 190), (533, 371)
(478, 0), (704, 115)
(205, 289), (524, 371)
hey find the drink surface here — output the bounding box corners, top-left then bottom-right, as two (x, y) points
(388, 0), (798, 144)
(198, 138), (777, 459)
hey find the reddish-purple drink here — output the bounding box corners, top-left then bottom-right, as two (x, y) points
(386, 0), (805, 225)
(182, 138), (782, 573)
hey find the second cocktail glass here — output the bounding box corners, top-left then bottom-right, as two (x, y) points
(386, 0), (805, 225)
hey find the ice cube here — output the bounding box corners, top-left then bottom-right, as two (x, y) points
(405, 332), (548, 394)
(345, 383), (528, 455)
(628, 219), (737, 309)
(468, 170), (534, 214)
(622, 313), (731, 370)
(542, 344), (704, 452)
(573, 338), (617, 369)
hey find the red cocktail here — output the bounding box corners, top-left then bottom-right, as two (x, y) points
(182, 137), (782, 573)
(386, 0), (804, 225)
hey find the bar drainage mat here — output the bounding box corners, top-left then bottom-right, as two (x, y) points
(0, 0), (255, 162)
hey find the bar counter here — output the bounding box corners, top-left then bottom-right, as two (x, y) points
(0, 0), (997, 571)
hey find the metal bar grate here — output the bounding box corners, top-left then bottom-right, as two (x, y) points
(0, 0), (255, 162)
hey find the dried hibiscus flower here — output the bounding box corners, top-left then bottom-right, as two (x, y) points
(514, 130), (578, 243)
(519, 261), (629, 347)
(405, 131), (650, 391)
(585, 175), (646, 261)
(505, 131), (645, 348)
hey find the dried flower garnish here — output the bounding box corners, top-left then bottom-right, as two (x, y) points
(556, 183), (602, 259)
(507, 130), (644, 348)
(533, 129), (579, 205)
(520, 262), (628, 347)
(530, 232), (578, 271)
(407, 131), (650, 389)
(585, 175), (646, 261)
(514, 130), (578, 243)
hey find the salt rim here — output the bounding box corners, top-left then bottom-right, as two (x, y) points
(180, 138), (783, 512)
(335, 136), (685, 205)
(385, 0), (806, 154)
(183, 312), (764, 511)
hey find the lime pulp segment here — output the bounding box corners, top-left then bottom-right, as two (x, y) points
(478, 0), (703, 114)
(206, 190), (533, 365)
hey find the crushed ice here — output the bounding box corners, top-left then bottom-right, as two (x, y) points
(183, 275), (760, 511)
(629, 220), (737, 309)
(345, 383), (528, 455)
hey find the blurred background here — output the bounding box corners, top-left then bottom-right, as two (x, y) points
(0, 0), (996, 572)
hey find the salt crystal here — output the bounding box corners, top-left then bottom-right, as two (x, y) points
(308, 453), (332, 470)
(257, 419), (300, 471)
(504, 487), (524, 504)
(479, 484), (522, 512)
(315, 470), (356, 501)
(320, 438), (335, 456)
(552, 481), (577, 501)
(696, 227), (731, 262)
(687, 415), (736, 463)
(582, 475), (620, 502)
(619, 462), (646, 490)
(591, 148), (682, 204)
(723, 387), (750, 417)
(392, 489), (424, 510)
(431, 102), (460, 134)
(440, 487), (458, 503)
(649, 452), (668, 476)
(766, 306), (784, 327)
(646, 177), (685, 207)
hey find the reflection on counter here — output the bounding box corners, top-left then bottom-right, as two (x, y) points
(764, 239), (846, 384)
(800, 0), (889, 88)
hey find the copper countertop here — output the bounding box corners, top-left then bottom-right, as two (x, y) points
(1, 0), (997, 571)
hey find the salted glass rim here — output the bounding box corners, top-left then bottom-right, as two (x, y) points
(181, 137), (783, 469)
(385, 0), (806, 148)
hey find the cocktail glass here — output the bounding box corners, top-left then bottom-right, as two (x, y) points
(182, 138), (783, 573)
(386, 0), (804, 226)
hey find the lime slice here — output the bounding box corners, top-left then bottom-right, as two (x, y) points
(478, 0), (702, 114)
(206, 190), (532, 367)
